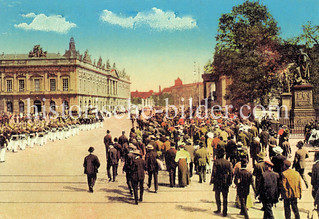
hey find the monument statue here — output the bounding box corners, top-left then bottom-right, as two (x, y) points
(295, 48), (311, 84)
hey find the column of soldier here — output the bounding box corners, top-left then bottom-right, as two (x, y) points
(94, 110), (319, 219)
(0, 112), (104, 163)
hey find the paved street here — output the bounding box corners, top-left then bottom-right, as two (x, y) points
(0, 116), (317, 219)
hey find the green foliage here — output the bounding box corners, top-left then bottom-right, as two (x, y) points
(213, 0), (282, 107)
(131, 97), (142, 105)
(154, 93), (173, 106)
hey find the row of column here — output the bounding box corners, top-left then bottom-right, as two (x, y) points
(107, 79), (118, 95)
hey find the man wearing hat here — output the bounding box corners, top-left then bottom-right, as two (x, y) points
(234, 159), (255, 219)
(145, 144), (159, 193)
(104, 130), (112, 161)
(281, 160), (301, 219)
(253, 152), (267, 204)
(107, 144), (118, 182)
(271, 146), (286, 175)
(259, 128), (269, 152)
(83, 147), (100, 193)
(250, 136), (261, 168)
(123, 144), (137, 196)
(210, 146), (233, 217)
(257, 160), (280, 219)
(293, 141), (309, 188)
(184, 139), (195, 177)
(165, 143), (177, 187)
(131, 149), (146, 205)
(195, 141), (209, 183)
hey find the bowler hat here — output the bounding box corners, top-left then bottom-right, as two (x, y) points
(257, 152), (266, 159)
(88, 147), (95, 153)
(296, 140), (304, 148)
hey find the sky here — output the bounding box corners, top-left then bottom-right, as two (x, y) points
(0, 0), (318, 91)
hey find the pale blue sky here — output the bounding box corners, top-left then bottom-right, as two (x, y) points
(0, 0), (318, 91)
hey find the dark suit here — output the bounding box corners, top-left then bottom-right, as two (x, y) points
(107, 147), (118, 181)
(83, 153), (100, 192)
(258, 170), (280, 219)
(234, 168), (254, 218)
(145, 151), (159, 192)
(132, 156), (146, 204)
(165, 148), (177, 187)
(210, 157), (233, 215)
(104, 134), (112, 160)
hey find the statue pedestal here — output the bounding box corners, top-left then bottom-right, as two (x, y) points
(280, 92), (292, 118)
(291, 84), (316, 128)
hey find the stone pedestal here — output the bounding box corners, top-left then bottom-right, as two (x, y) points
(291, 84), (316, 129)
(280, 92), (292, 118)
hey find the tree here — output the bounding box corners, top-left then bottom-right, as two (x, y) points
(213, 0), (283, 107)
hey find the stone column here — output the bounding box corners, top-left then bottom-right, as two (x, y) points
(203, 81), (207, 99)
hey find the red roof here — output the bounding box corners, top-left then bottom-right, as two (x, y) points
(131, 90), (154, 99)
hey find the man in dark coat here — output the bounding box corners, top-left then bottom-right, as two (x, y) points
(165, 143), (177, 187)
(271, 146), (286, 175)
(107, 145), (118, 182)
(210, 147), (233, 217)
(250, 136), (261, 168)
(104, 130), (112, 160)
(118, 130), (129, 148)
(123, 144), (136, 196)
(226, 137), (237, 167)
(259, 128), (269, 152)
(257, 161), (280, 219)
(253, 152), (266, 200)
(131, 150), (146, 205)
(293, 140), (309, 188)
(234, 159), (255, 219)
(145, 145), (159, 193)
(83, 147), (100, 193)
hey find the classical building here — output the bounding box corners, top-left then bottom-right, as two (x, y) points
(0, 38), (131, 114)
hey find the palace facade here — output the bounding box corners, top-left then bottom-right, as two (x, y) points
(0, 38), (131, 114)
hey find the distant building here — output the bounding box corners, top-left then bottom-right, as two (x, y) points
(132, 77), (204, 107)
(0, 37), (130, 114)
(131, 90), (154, 107)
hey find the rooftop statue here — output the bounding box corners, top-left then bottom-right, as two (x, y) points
(28, 45), (47, 58)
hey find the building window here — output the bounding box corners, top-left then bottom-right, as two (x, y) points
(7, 80), (13, 92)
(19, 101), (24, 113)
(19, 80), (25, 92)
(7, 101), (13, 113)
(50, 79), (56, 91)
(63, 78), (69, 91)
(34, 79), (40, 91)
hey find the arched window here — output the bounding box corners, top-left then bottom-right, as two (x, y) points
(7, 101), (13, 113)
(19, 101), (24, 113)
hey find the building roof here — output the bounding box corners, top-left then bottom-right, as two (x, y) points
(131, 90), (154, 99)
